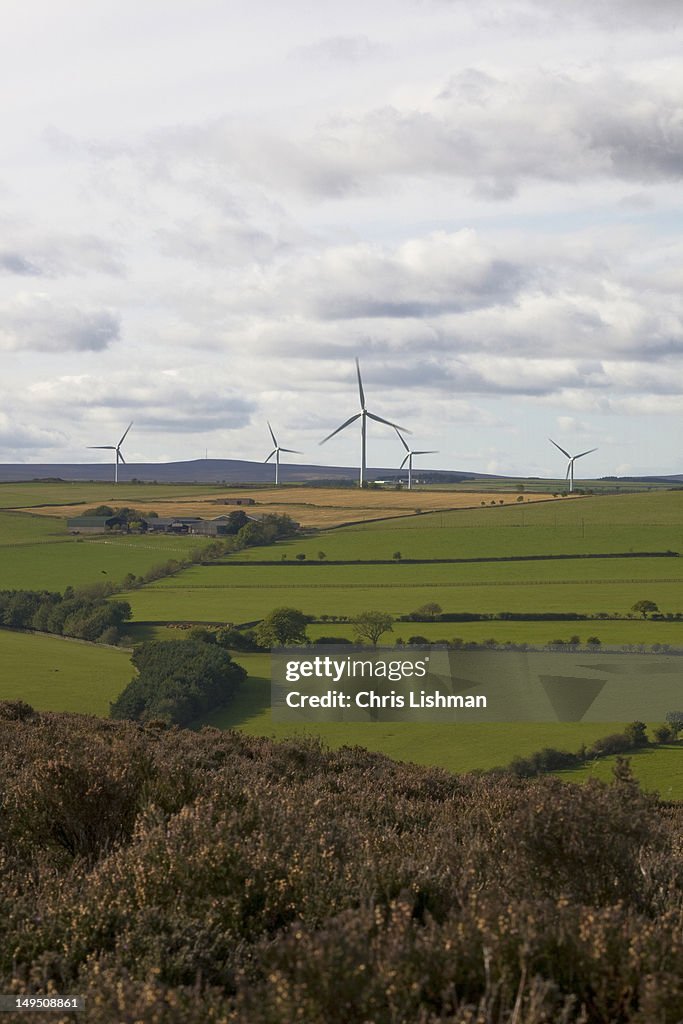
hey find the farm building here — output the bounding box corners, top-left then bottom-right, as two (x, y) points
(216, 497), (256, 505)
(67, 515), (127, 534)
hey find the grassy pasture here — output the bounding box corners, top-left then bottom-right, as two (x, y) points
(0, 534), (201, 591)
(557, 746), (683, 799)
(306, 620), (683, 646)
(121, 556), (683, 626)
(198, 656), (682, 796)
(0, 629), (132, 715)
(0, 482), (680, 800)
(230, 491), (683, 561)
(0, 510), (69, 545)
(435, 477), (678, 494)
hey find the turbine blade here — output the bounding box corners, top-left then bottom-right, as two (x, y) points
(264, 450), (276, 463)
(267, 421), (277, 446)
(414, 450), (439, 455)
(117, 451), (126, 465)
(355, 358), (365, 409)
(400, 454), (410, 469)
(366, 411), (411, 433)
(279, 448), (302, 454)
(88, 446), (116, 450)
(565, 463), (572, 479)
(319, 413), (361, 444)
(394, 427), (410, 452)
(575, 447), (598, 459)
(118, 421), (133, 446)
(549, 438), (571, 459)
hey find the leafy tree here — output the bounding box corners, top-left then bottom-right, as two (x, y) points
(631, 600), (659, 619)
(110, 639), (245, 725)
(353, 610), (393, 646)
(665, 711), (683, 736)
(392, 551), (402, 561)
(623, 721), (649, 747)
(215, 627), (262, 652)
(187, 626), (217, 644)
(224, 510), (249, 534)
(411, 602), (442, 619)
(256, 607), (309, 647)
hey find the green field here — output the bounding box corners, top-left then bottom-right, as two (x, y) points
(0, 629), (132, 715)
(229, 491), (683, 560)
(0, 483), (680, 796)
(198, 655), (683, 796)
(0, 510), (69, 545)
(557, 745), (683, 800)
(305, 620), (683, 647)
(0, 534), (203, 591)
(120, 565), (683, 624)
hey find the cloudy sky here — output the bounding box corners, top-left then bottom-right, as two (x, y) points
(2, 0), (682, 477)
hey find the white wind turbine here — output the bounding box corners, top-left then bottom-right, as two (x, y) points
(320, 359), (409, 488)
(395, 428), (438, 491)
(549, 438), (597, 493)
(88, 422), (133, 484)
(264, 422), (302, 486)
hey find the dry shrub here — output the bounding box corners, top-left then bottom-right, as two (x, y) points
(0, 712), (681, 1023)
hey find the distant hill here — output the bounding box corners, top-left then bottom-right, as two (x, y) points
(0, 459), (678, 485)
(0, 458), (480, 485)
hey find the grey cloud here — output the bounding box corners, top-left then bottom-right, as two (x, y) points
(236, 232), (531, 322)
(28, 373), (255, 434)
(430, 0), (682, 29)
(0, 253), (42, 276)
(0, 227), (124, 278)
(156, 219), (279, 266)
(215, 69), (683, 198)
(0, 297), (120, 352)
(0, 417), (66, 452)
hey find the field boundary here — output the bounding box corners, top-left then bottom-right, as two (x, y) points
(212, 550), (679, 567)
(141, 578), (683, 589)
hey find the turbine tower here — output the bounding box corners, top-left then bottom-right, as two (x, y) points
(264, 422), (301, 486)
(320, 358), (409, 488)
(549, 438), (597, 493)
(395, 428), (438, 491)
(88, 422), (132, 484)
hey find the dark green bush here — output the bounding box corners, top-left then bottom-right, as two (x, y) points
(110, 640), (246, 725)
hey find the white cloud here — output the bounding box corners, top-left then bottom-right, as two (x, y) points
(1, 0), (682, 473)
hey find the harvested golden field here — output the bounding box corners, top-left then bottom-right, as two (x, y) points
(23, 487), (560, 528)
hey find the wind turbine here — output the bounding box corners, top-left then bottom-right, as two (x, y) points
(264, 422), (301, 486)
(395, 428), (438, 491)
(88, 422), (133, 484)
(549, 438), (597, 493)
(319, 358), (409, 488)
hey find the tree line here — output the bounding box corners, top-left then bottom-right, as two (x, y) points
(0, 588), (131, 644)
